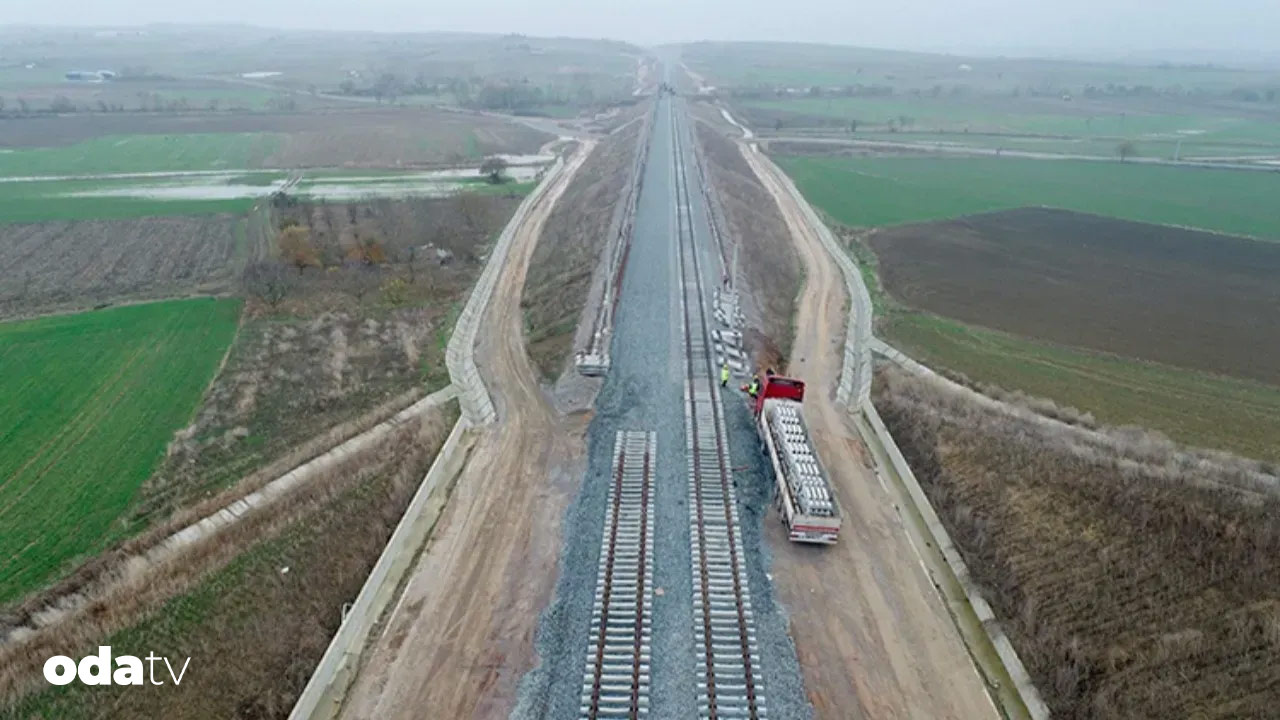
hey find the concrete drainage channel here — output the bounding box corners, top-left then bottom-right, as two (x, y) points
(288, 154), (573, 720)
(743, 133), (1049, 720)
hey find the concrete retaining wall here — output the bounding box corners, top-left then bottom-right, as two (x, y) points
(447, 157), (567, 426)
(288, 416), (476, 720)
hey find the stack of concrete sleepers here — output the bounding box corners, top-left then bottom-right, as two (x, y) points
(767, 404), (836, 517)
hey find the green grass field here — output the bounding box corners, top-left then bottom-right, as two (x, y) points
(682, 41), (1280, 96)
(883, 313), (1280, 464)
(0, 298), (241, 604)
(0, 133), (283, 176)
(844, 131), (1279, 160)
(778, 155), (1280, 239)
(744, 97), (1280, 144)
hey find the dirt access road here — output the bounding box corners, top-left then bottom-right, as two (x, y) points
(339, 141), (596, 720)
(740, 144), (998, 720)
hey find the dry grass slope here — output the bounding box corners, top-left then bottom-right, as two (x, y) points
(875, 367), (1280, 719)
(869, 207), (1280, 386)
(694, 118), (800, 366)
(523, 126), (640, 378)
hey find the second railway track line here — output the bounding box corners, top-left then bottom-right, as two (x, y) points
(672, 100), (767, 720)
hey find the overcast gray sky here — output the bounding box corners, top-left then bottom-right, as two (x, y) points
(3, 0), (1277, 58)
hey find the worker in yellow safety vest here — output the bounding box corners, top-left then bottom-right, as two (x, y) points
(747, 374), (759, 398)
(720, 362), (730, 387)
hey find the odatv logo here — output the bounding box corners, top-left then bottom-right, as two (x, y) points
(43, 646), (191, 686)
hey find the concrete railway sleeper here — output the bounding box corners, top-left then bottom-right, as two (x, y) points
(580, 430), (656, 719)
(671, 101), (766, 720)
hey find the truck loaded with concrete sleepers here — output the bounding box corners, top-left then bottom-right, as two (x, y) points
(754, 375), (841, 544)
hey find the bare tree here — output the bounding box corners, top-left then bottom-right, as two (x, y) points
(243, 261), (294, 308)
(346, 235), (387, 266)
(405, 245), (419, 284)
(1116, 140), (1138, 163)
(338, 260), (376, 301)
(278, 225), (320, 274)
(480, 156), (508, 184)
(454, 192), (493, 242)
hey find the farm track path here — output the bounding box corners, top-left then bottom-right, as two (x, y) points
(338, 141), (596, 720)
(740, 142), (999, 720)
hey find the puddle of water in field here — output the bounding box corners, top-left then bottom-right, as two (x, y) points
(293, 181), (466, 201)
(314, 164), (541, 184)
(64, 182), (288, 200)
(494, 153), (556, 165)
(43, 159), (550, 202)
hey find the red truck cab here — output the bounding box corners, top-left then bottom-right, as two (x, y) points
(753, 375), (806, 416)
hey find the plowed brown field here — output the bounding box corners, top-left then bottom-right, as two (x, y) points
(869, 207), (1280, 385)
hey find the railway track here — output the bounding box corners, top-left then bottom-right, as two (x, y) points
(671, 101), (767, 720)
(580, 430), (656, 719)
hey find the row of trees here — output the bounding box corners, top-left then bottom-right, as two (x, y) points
(245, 223), (428, 309)
(331, 71), (621, 111)
(0, 93), (289, 115)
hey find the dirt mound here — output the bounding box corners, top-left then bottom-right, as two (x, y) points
(870, 206), (1280, 385)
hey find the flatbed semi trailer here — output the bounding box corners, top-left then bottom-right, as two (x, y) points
(754, 375), (841, 544)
